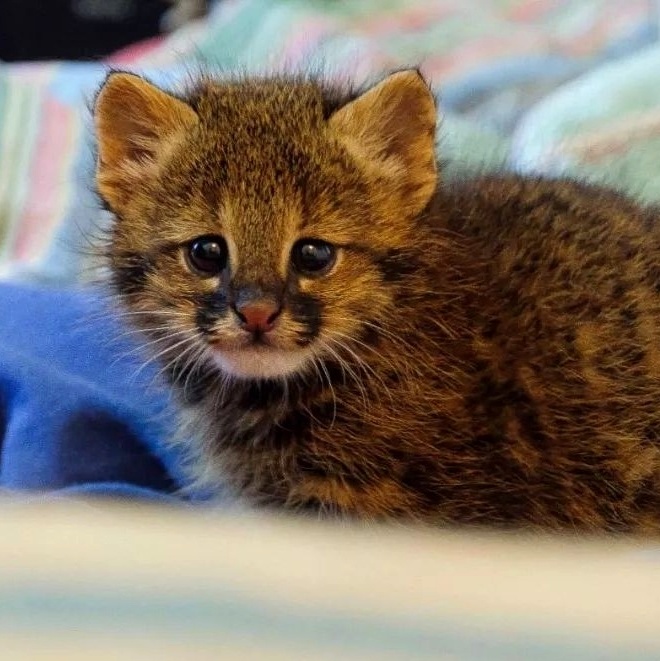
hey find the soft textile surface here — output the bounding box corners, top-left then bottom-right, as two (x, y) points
(1, 502), (660, 660)
(1, 0), (659, 282)
(0, 282), (193, 500)
(511, 42), (660, 202)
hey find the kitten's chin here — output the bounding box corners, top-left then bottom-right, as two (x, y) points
(210, 346), (312, 380)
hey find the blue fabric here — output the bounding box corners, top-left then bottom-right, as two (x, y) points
(0, 282), (196, 501)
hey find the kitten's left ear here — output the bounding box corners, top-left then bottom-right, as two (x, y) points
(329, 70), (437, 215)
(94, 72), (198, 212)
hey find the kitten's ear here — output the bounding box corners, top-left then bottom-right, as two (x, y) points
(329, 70), (437, 215)
(94, 72), (198, 211)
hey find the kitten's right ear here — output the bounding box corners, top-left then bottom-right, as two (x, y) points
(329, 70), (437, 217)
(94, 72), (198, 211)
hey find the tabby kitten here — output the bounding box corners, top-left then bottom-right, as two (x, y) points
(94, 69), (660, 533)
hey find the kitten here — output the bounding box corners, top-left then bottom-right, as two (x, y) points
(94, 69), (660, 533)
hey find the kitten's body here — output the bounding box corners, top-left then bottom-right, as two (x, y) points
(95, 71), (660, 533)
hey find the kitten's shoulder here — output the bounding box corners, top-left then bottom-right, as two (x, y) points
(442, 172), (643, 209)
(431, 172), (658, 239)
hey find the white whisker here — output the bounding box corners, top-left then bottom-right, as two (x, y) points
(318, 339), (369, 412)
(110, 327), (194, 364)
(128, 333), (199, 383)
(313, 354), (337, 428)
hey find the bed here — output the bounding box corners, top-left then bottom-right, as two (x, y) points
(1, 1), (660, 658)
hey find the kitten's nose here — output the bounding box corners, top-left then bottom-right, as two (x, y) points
(233, 300), (281, 333)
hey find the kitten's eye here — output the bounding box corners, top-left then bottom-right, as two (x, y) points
(186, 235), (228, 276)
(291, 239), (336, 276)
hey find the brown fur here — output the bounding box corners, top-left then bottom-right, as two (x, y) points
(95, 70), (660, 533)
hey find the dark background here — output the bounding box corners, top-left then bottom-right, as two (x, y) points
(0, 0), (195, 61)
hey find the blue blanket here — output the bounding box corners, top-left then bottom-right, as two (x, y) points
(0, 282), (202, 502)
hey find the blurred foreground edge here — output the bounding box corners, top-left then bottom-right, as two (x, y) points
(0, 497), (658, 661)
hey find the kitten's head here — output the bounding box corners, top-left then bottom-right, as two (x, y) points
(94, 70), (437, 381)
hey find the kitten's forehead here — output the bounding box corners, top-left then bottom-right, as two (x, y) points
(221, 194), (299, 279)
(189, 80), (328, 206)
(185, 80), (348, 252)
(192, 79), (327, 142)
(163, 77), (383, 264)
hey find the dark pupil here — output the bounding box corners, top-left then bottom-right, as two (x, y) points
(293, 240), (335, 274)
(188, 236), (227, 275)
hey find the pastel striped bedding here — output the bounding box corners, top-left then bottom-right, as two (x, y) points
(1, 500), (660, 660)
(1, 0), (660, 282)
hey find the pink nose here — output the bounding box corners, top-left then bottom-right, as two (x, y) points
(234, 301), (281, 333)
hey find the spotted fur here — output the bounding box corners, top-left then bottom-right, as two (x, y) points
(95, 70), (660, 533)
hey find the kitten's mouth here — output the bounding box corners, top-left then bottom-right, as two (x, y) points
(207, 320), (316, 379)
(209, 343), (311, 380)
(245, 330), (274, 348)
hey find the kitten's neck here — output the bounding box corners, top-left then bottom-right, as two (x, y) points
(173, 357), (337, 417)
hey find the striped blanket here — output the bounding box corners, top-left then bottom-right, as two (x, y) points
(1, 500), (660, 660)
(1, 0), (660, 282)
